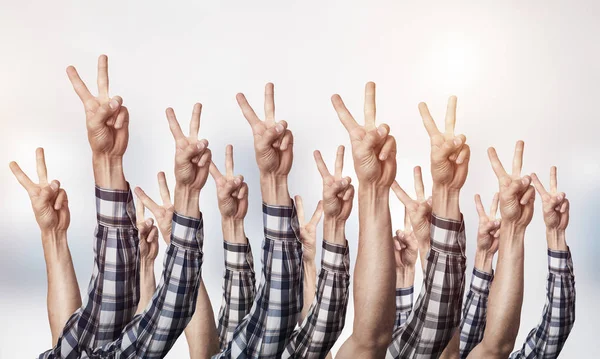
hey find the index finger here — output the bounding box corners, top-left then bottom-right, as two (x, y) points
(444, 96), (457, 136)
(157, 172), (172, 206)
(36, 148), (48, 184)
(189, 103), (202, 140)
(512, 140), (524, 176)
(418, 102), (440, 137)
(97, 55), (109, 99)
(295, 195), (305, 225)
(364, 82), (376, 130)
(264, 82), (275, 123)
(9, 161), (36, 193)
(165, 108), (186, 144)
(474, 194), (487, 218)
(490, 192), (499, 218)
(66, 66), (94, 104)
(225, 144), (234, 177)
(403, 208), (411, 231)
(331, 94), (360, 133)
(236, 93), (261, 126)
(135, 195), (145, 224)
(413, 166), (425, 201)
(134, 187), (162, 214)
(308, 201), (323, 227)
(334, 145), (344, 178)
(313, 150), (331, 178)
(209, 162), (223, 180)
(391, 181), (414, 207)
(487, 147), (508, 179)
(550, 166), (557, 192)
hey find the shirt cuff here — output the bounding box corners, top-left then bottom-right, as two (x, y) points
(95, 185), (136, 228)
(223, 241), (255, 272)
(170, 212), (203, 252)
(396, 286), (414, 312)
(321, 240), (350, 274)
(430, 213), (466, 257)
(548, 248), (574, 276)
(262, 202), (300, 242)
(471, 268), (493, 296)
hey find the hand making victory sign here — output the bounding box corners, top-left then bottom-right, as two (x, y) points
(531, 166), (569, 250)
(209, 145), (249, 221)
(473, 193), (501, 273)
(135, 196), (160, 263)
(135, 172), (174, 244)
(295, 196), (323, 263)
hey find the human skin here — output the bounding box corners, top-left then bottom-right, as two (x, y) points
(9, 148), (81, 345)
(332, 82), (398, 359)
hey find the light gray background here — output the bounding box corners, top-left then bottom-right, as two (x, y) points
(1, 0), (598, 357)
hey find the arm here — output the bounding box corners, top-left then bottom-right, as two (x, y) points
(333, 82), (399, 358)
(9, 148), (81, 345)
(468, 141), (535, 358)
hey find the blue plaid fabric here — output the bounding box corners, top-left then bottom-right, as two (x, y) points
(394, 286), (415, 330)
(387, 214), (467, 359)
(458, 268), (494, 358)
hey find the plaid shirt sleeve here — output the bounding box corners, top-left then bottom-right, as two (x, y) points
(217, 240), (257, 350)
(394, 287), (414, 330)
(39, 186), (140, 358)
(281, 240), (351, 359)
(509, 248), (576, 359)
(387, 214), (467, 359)
(458, 269), (493, 359)
(214, 203), (303, 359)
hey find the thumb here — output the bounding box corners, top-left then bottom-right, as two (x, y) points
(90, 96), (123, 127)
(363, 125), (388, 149)
(260, 121), (287, 147)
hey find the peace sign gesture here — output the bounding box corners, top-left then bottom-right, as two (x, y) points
(474, 193), (501, 257)
(531, 167), (569, 232)
(313, 146), (355, 221)
(332, 82), (397, 187)
(237, 83), (293, 176)
(134, 172), (175, 243)
(67, 55), (128, 156)
(135, 196), (160, 263)
(419, 96), (470, 191)
(166, 103), (212, 191)
(294, 195), (323, 263)
(391, 166), (432, 261)
(488, 141), (535, 227)
(393, 212), (419, 274)
(209, 145), (249, 220)
(9, 148), (69, 233)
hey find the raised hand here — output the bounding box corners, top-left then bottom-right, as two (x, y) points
(488, 141), (535, 227)
(391, 166), (432, 260)
(295, 196), (323, 263)
(134, 172), (175, 243)
(332, 82), (396, 187)
(9, 148), (69, 233)
(166, 104), (212, 191)
(419, 96), (470, 191)
(67, 55), (128, 156)
(474, 193), (501, 273)
(209, 145), (249, 220)
(237, 83), (293, 176)
(393, 212), (419, 274)
(531, 167), (569, 231)
(313, 146), (355, 221)
(135, 196), (160, 262)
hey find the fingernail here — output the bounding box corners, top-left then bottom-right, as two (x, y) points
(275, 124), (284, 133)
(50, 182), (58, 191)
(145, 219), (152, 227)
(379, 153), (387, 161)
(197, 142), (205, 151)
(522, 178), (530, 186)
(109, 99), (119, 109)
(454, 138), (461, 146)
(556, 194), (563, 201)
(494, 221), (500, 226)
(340, 179), (348, 187)
(377, 126), (387, 137)
(234, 178), (241, 185)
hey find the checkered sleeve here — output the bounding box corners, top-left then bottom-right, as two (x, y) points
(281, 240), (351, 359)
(459, 268), (493, 359)
(38, 186), (140, 358)
(214, 203), (303, 359)
(387, 214), (467, 359)
(395, 287), (414, 330)
(217, 240), (257, 350)
(509, 248), (576, 359)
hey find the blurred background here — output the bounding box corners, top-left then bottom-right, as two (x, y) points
(1, 0), (598, 357)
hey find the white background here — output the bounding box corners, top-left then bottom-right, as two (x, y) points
(1, 0), (599, 357)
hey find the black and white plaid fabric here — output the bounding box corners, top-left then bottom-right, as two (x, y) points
(458, 268), (494, 358)
(387, 214), (467, 359)
(217, 241), (256, 350)
(395, 286), (414, 330)
(281, 240), (350, 359)
(214, 203), (303, 359)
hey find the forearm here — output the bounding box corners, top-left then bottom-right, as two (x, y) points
(135, 260), (156, 316)
(546, 228), (567, 251)
(432, 185), (461, 221)
(478, 222), (525, 357)
(42, 230), (82, 345)
(92, 153), (127, 190)
(185, 281), (219, 359)
(174, 184), (200, 218)
(301, 260), (317, 322)
(260, 173), (292, 206)
(474, 250), (494, 274)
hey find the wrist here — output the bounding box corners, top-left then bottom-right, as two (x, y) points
(432, 184), (461, 220)
(474, 250), (494, 274)
(358, 184), (389, 211)
(41, 229), (69, 254)
(174, 184), (200, 218)
(396, 266), (416, 288)
(499, 220), (526, 247)
(221, 217), (246, 244)
(260, 173), (291, 206)
(546, 228), (567, 251)
(323, 217), (346, 245)
(140, 259), (155, 273)
(92, 153), (127, 190)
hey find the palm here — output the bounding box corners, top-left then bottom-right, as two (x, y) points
(532, 167), (570, 231)
(394, 230), (418, 269)
(475, 193), (501, 256)
(66, 55), (129, 156)
(295, 196), (323, 263)
(135, 172), (177, 245)
(314, 146), (355, 221)
(135, 199), (160, 262)
(166, 104), (212, 191)
(332, 82), (397, 187)
(237, 83), (294, 176)
(210, 145), (249, 220)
